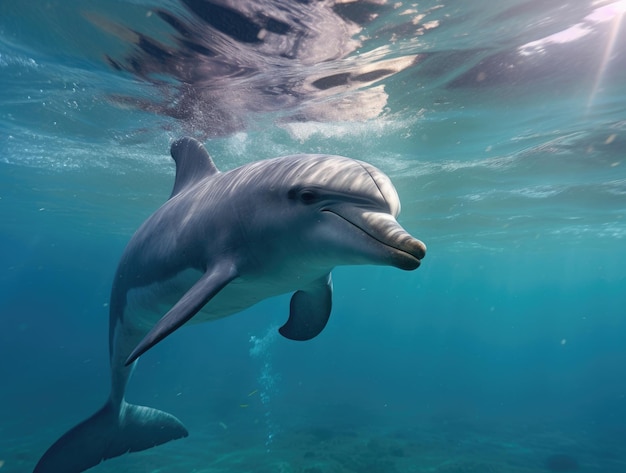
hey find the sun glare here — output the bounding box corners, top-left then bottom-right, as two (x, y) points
(518, 1), (626, 107)
(588, 0), (626, 107)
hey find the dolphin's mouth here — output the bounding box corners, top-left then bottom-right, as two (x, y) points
(322, 208), (426, 270)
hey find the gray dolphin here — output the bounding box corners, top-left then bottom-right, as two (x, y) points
(34, 137), (426, 472)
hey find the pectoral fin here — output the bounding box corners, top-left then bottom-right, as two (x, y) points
(279, 274), (333, 341)
(125, 261), (238, 365)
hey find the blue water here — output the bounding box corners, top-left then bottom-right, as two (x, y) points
(1, 1), (626, 472)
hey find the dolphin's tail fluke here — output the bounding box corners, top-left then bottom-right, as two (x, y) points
(33, 400), (188, 473)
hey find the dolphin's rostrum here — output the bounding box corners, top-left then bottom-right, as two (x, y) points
(34, 137), (426, 472)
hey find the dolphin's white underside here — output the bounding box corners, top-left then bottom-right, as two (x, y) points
(124, 267), (314, 330)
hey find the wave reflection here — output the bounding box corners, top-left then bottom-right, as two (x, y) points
(85, 0), (431, 137)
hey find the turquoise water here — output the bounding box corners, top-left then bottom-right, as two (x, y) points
(1, 1), (626, 472)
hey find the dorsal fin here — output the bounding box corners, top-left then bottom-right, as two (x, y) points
(169, 137), (219, 198)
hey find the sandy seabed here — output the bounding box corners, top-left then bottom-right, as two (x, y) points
(3, 414), (624, 473)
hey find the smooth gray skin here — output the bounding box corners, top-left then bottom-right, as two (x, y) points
(34, 137), (426, 473)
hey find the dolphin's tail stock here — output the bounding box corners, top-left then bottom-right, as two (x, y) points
(33, 399), (188, 473)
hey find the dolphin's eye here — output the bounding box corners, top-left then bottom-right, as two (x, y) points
(287, 188), (319, 204)
(299, 190), (318, 204)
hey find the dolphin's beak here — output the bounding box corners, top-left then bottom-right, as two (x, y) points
(359, 211), (426, 269)
(324, 205), (426, 270)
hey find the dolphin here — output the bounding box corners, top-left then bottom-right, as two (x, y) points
(34, 137), (426, 472)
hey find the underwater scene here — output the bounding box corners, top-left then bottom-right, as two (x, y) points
(1, 1), (625, 472)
